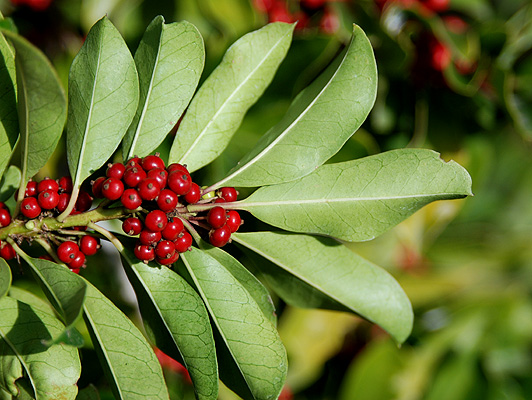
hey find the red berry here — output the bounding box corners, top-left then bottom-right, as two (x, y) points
(209, 225), (231, 247)
(145, 210), (168, 232)
(137, 178), (161, 201)
(21, 197), (41, 219)
(161, 219), (184, 241)
(37, 178), (59, 193)
(218, 187), (238, 202)
(38, 189), (60, 210)
(91, 176), (106, 198)
(167, 170), (192, 195)
(184, 183), (201, 204)
(79, 235), (100, 256)
(156, 189), (178, 212)
(226, 210), (242, 233)
(58, 176), (73, 193)
(155, 240), (176, 259)
(123, 166), (147, 188)
(0, 209), (11, 227)
(430, 40), (451, 71)
(57, 241), (79, 264)
(207, 206), (226, 229)
(121, 188), (142, 210)
(24, 181), (38, 197)
(69, 251), (86, 269)
(139, 230), (162, 246)
(106, 162), (126, 179)
(134, 243), (155, 262)
(141, 155), (165, 171)
(57, 193), (71, 213)
(0, 241), (16, 260)
(101, 177), (124, 200)
(166, 163), (188, 174)
(214, 198), (226, 204)
(320, 8), (340, 35)
(126, 156), (142, 168)
(75, 190), (93, 212)
(147, 168), (168, 189)
(122, 217), (143, 236)
(156, 250), (179, 266)
(174, 231), (193, 253)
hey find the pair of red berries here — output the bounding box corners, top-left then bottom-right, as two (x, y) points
(206, 205), (242, 248)
(0, 203), (15, 260)
(19, 176), (92, 219)
(56, 235), (100, 273)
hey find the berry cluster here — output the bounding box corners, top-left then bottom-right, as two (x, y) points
(0, 202), (16, 261)
(89, 153), (242, 265)
(55, 235), (101, 273)
(19, 176), (93, 219)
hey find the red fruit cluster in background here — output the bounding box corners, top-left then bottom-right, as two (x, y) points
(253, 0), (341, 34)
(10, 0), (53, 11)
(91, 153), (242, 266)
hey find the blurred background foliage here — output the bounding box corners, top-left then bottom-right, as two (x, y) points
(2, 0), (532, 399)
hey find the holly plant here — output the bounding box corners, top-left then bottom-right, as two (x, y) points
(0, 13), (472, 400)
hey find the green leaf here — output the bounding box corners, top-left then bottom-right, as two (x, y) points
(2, 30), (66, 193)
(122, 16), (204, 159)
(169, 22), (294, 173)
(66, 16), (138, 207)
(0, 259), (11, 299)
(180, 247), (287, 400)
(235, 149), (472, 242)
(82, 280), (169, 400)
(0, 294), (81, 399)
(213, 24), (377, 188)
(120, 247), (218, 400)
(232, 231), (413, 343)
(0, 165), (21, 203)
(19, 254), (86, 328)
(199, 240), (277, 327)
(0, 29), (18, 180)
(76, 384), (100, 400)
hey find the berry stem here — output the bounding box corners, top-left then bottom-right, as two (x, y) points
(34, 237), (64, 264)
(57, 185), (80, 222)
(88, 222), (124, 253)
(179, 217), (202, 245)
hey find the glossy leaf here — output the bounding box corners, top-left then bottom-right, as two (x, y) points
(122, 16), (204, 159)
(199, 240), (277, 327)
(232, 231), (413, 343)
(0, 294), (81, 399)
(19, 254), (86, 328)
(66, 16), (138, 207)
(180, 247), (287, 400)
(169, 22), (294, 173)
(0, 27), (18, 180)
(213, 24), (377, 188)
(82, 280), (169, 400)
(0, 259), (10, 299)
(0, 165), (21, 203)
(120, 247), (218, 400)
(235, 149), (473, 242)
(2, 30), (66, 195)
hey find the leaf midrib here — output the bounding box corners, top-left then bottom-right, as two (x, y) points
(17, 56), (30, 188)
(215, 36), (349, 188)
(73, 35), (102, 188)
(178, 27), (292, 165)
(127, 26), (164, 160)
(239, 192), (466, 208)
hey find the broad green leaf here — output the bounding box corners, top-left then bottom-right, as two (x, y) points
(232, 232), (413, 343)
(0, 165), (21, 203)
(0, 28), (18, 180)
(0, 295), (81, 399)
(199, 240), (277, 327)
(180, 248), (287, 400)
(122, 16), (204, 159)
(0, 259), (11, 299)
(235, 149), (472, 242)
(213, 24), (377, 189)
(82, 280), (169, 400)
(169, 22), (294, 173)
(2, 30), (66, 196)
(66, 16), (138, 214)
(19, 253), (86, 328)
(120, 247), (218, 400)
